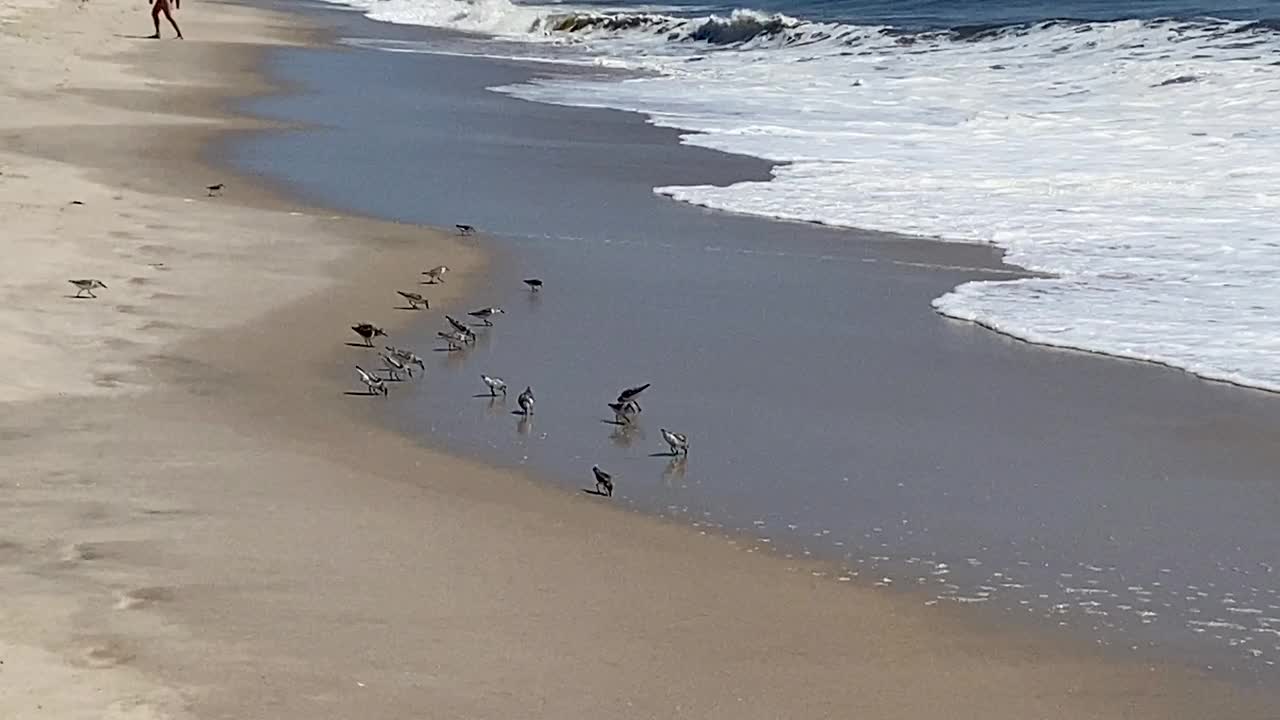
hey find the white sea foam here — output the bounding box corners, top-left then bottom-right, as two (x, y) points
(327, 0), (1280, 392)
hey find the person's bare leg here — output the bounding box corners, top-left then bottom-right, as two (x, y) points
(148, 0), (161, 38)
(162, 4), (182, 39)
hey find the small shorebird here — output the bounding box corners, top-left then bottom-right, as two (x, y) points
(386, 346), (425, 375)
(517, 386), (535, 415)
(660, 428), (689, 455)
(617, 383), (651, 411)
(380, 352), (407, 380)
(608, 400), (640, 425)
(592, 465), (614, 497)
(206, 183), (225, 197)
(355, 365), (388, 396)
(350, 323), (386, 347)
(396, 290), (429, 309)
(438, 330), (469, 351)
(455, 224), (475, 236)
(68, 279), (107, 298)
(523, 278), (543, 292)
(445, 315), (476, 343)
(422, 265), (449, 284)
(468, 306), (504, 326)
(481, 374), (507, 397)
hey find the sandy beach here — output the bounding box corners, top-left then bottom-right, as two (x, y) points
(1, 0), (1276, 717)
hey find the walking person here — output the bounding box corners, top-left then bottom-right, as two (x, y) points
(148, 0), (182, 39)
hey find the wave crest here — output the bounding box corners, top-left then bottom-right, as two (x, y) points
(542, 8), (802, 46)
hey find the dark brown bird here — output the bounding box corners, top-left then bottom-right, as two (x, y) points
(592, 466), (613, 497)
(396, 290), (429, 309)
(468, 306), (505, 326)
(350, 323), (386, 347)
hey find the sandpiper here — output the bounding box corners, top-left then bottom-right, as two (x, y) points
(380, 352), (407, 380)
(350, 323), (386, 347)
(608, 400), (640, 425)
(523, 278), (543, 292)
(445, 315), (477, 343)
(396, 290), (429, 309)
(481, 374), (507, 397)
(617, 383), (651, 411)
(517, 386), (535, 415)
(206, 183), (225, 197)
(468, 306), (504, 326)
(386, 346), (425, 374)
(455, 224), (475, 236)
(660, 428), (689, 455)
(68, 279), (107, 298)
(422, 265), (449, 284)
(592, 465), (614, 497)
(355, 365), (388, 396)
(438, 331), (469, 351)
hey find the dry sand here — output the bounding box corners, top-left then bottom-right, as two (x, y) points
(0, 0), (1274, 717)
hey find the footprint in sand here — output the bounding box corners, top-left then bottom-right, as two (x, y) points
(76, 637), (137, 668)
(93, 372), (126, 389)
(66, 542), (103, 562)
(115, 586), (175, 611)
(138, 319), (178, 332)
(101, 337), (138, 351)
(0, 539), (27, 565)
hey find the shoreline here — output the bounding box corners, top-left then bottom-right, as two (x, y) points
(1, 0), (1277, 717)
(233, 9), (1280, 683)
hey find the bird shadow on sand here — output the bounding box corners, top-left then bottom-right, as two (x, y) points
(473, 393), (505, 399)
(580, 488), (611, 498)
(344, 342), (375, 348)
(393, 305), (422, 311)
(649, 451), (681, 457)
(65, 295), (95, 300)
(342, 391), (382, 397)
(114, 33), (161, 39)
(511, 410), (532, 417)
(600, 419), (630, 426)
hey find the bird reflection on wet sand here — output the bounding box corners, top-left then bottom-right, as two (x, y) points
(662, 455), (688, 485)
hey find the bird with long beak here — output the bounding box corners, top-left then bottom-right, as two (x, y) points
(396, 290), (429, 309)
(660, 428), (689, 455)
(481, 374), (508, 397)
(422, 265), (449, 284)
(468, 306), (505, 326)
(355, 365), (388, 396)
(68, 279), (107, 298)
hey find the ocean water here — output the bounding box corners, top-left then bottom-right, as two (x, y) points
(315, 0), (1280, 390)
(234, 7), (1280, 682)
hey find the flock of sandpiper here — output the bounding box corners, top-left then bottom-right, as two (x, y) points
(66, 193), (686, 498)
(346, 227), (689, 499)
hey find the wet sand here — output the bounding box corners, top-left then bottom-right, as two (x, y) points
(233, 6), (1280, 684)
(1, 0), (1277, 716)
